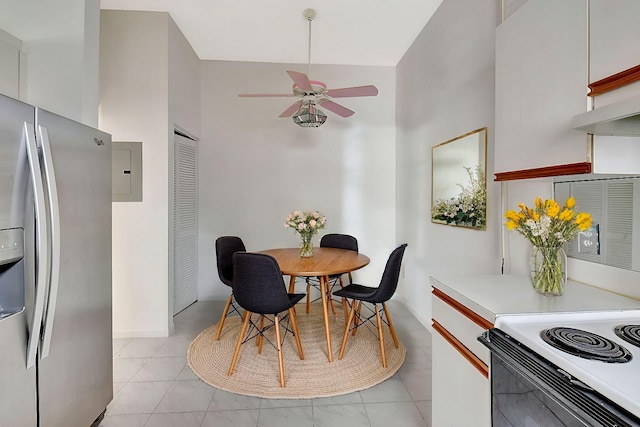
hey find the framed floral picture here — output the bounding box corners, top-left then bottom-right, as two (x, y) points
(431, 128), (487, 230)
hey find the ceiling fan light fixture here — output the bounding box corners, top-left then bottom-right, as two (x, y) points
(238, 8), (378, 125)
(292, 103), (327, 127)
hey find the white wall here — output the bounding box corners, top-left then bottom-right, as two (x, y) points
(503, 177), (640, 300)
(501, 178), (555, 275)
(0, 0), (101, 125)
(395, 0), (502, 326)
(82, 0), (101, 126)
(100, 11), (171, 337)
(198, 61), (397, 300)
(168, 17), (201, 328)
(395, 0), (640, 329)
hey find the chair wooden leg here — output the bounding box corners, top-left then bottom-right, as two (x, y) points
(342, 296), (349, 322)
(342, 299), (352, 326)
(287, 275), (296, 293)
(339, 276), (348, 320)
(228, 310), (252, 376)
(338, 301), (356, 360)
(327, 276), (337, 315)
(214, 293), (234, 340)
(257, 315), (265, 353)
(274, 315), (285, 387)
(352, 301), (362, 336)
(382, 302), (399, 348)
(375, 304), (387, 368)
(289, 307), (304, 360)
(328, 297), (337, 315)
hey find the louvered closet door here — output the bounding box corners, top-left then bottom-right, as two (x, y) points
(173, 134), (198, 315)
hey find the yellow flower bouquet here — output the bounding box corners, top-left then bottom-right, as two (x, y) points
(504, 197), (592, 295)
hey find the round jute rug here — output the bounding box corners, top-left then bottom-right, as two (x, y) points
(187, 303), (405, 398)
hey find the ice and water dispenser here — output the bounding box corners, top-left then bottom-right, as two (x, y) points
(0, 228), (25, 320)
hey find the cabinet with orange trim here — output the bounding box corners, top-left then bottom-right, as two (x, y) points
(494, 0), (590, 181)
(430, 282), (492, 427)
(429, 273), (640, 426)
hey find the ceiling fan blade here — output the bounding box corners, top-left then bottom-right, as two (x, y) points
(286, 71), (314, 92)
(279, 101), (302, 118)
(238, 94), (295, 97)
(319, 100), (355, 118)
(326, 85), (379, 98)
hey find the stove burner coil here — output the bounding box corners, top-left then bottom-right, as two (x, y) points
(540, 327), (632, 363)
(614, 324), (640, 348)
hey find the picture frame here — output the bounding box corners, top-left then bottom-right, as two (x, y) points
(431, 128), (487, 230)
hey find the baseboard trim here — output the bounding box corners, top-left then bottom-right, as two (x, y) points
(112, 329), (171, 339)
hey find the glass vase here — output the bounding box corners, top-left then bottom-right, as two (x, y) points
(299, 234), (314, 257)
(530, 246), (567, 296)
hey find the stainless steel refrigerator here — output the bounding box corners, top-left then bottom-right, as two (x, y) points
(0, 94), (112, 427)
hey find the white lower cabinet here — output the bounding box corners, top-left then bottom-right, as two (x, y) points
(428, 273), (640, 426)
(431, 288), (491, 427)
(432, 331), (491, 427)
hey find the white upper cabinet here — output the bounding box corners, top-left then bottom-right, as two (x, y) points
(0, 30), (21, 100)
(494, 0), (590, 179)
(589, 0), (640, 84)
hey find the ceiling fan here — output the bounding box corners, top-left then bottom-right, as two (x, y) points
(238, 9), (379, 127)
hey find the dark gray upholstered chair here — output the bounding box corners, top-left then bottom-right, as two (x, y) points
(228, 252), (305, 387)
(305, 233), (358, 315)
(214, 236), (246, 340)
(333, 244), (407, 368)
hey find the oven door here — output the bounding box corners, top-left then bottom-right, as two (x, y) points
(479, 329), (640, 427)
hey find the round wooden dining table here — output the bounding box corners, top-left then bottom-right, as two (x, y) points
(258, 247), (370, 362)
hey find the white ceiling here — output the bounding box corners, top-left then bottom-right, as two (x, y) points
(100, 0), (443, 67)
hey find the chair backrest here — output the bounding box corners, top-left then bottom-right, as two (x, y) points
(369, 244), (408, 303)
(215, 236), (246, 287)
(232, 252), (294, 315)
(320, 233), (358, 252)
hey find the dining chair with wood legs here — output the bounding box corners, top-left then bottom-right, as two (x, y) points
(228, 252), (306, 387)
(333, 244), (407, 368)
(214, 236), (246, 340)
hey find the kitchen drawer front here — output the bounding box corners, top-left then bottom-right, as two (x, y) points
(432, 330), (491, 427)
(431, 289), (492, 366)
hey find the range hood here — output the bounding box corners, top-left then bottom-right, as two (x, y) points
(572, 94), (640, 136)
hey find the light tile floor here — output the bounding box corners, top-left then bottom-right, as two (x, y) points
(101, 299), (432, 427)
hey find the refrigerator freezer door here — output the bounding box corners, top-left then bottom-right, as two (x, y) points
(0, 94), (32, 230)
(35, 108), (112, 427)
(0, 313), (37, 426)
(0, 94), (38, 426)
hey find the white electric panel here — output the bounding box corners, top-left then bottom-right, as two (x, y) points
(112, 141), (142, 202)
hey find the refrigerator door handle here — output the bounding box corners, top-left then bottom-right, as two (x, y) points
(38, 125), (60, 359)
(24, 122), (50, 369)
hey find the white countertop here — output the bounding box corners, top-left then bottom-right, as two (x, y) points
(429, 274), (640, 323)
